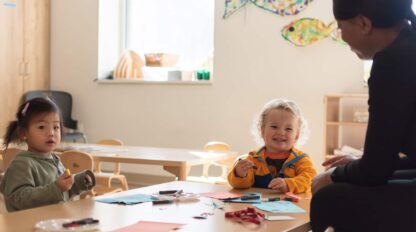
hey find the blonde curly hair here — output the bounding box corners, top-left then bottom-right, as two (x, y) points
(251, 99), (310, 147)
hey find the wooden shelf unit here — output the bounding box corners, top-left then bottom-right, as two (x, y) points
(324, 94), (369, 159)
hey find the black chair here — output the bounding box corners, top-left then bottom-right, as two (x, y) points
(22, 90), (87, 143)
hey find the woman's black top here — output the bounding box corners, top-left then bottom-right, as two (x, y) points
(332, 25), (416, 185)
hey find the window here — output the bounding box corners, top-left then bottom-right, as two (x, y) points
(122, 0), (214, 82)
(98, 0), (214, 83)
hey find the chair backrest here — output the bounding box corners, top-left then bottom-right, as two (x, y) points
(1, 148), (23, 171)
(22, 90), (77, 129)
(96, 139), (124, 146)
(60, 151), (93, 174)
(95, 139), (124, 174)
(203, 141), (230, 152)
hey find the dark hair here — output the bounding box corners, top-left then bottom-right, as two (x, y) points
(333, 0), (416, 29)
(3, 97), (64, 148)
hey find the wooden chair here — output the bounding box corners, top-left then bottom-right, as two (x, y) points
(59, 150), (122, 198)
(93, 139), (128, 191)
(0, 148), (24, 179)
(186, 141), (234, 185)
(0, 148), (23, 214)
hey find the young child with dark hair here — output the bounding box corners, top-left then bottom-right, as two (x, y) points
(0, 97), (95, 212)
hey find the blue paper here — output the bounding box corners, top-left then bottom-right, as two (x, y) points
(253, 201), (305, 213)
(96, 193), (158, 205)
(229, 192), (262, 203)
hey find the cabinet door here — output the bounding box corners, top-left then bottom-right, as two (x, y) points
(22, 0), (50, 92)
(0, 0), (24, 136)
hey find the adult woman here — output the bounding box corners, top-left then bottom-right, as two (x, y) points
(311, 0), (416, 231)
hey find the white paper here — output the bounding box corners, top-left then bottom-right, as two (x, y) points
(265, 215), (295, 221)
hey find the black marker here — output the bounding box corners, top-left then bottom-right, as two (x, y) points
(152, 200), (174, 205)
(159, 190), (182, 195)
(62, 218), (99, 228)
(240, 195), (260, 200)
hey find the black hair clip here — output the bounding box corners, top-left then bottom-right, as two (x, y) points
(62, 218), (99, 228)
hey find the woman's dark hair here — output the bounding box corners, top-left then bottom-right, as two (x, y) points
(3, 97), (64, 148)
(333, 0), (416, 29)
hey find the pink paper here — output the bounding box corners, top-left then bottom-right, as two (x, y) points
(200, 191), (244, 200)
(117, 221), (185, 232)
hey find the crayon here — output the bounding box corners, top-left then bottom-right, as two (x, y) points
(238, 158), (258, 170)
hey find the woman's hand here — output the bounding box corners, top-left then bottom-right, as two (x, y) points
(235, 159), (256, 178)
(312, 167), (335, 194)
(268, 178), (288, 192)
(322, 154), (358, 170)
(57, 171), (74, 192)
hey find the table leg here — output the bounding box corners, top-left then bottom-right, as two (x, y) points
(163, 165), (190, 181)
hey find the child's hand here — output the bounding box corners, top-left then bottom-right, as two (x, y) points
(268, 178), (288, 192)
(84, 175), (93, 188)
(235, 159), (256, 178)
(57, 171), (74, 192)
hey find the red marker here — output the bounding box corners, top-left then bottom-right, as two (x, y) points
(284, 192), (301, 202)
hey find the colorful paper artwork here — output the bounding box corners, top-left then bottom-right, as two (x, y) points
(223, 0), (314, 19)
(281, 18), (346, 46)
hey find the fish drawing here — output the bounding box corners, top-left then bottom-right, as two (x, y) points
(281, 18), (346, 46)
(223, 0), (314, 19)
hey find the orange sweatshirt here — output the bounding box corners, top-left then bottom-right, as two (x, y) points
(228, 147), (317, 193)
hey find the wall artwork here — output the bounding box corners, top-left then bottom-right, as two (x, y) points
(281, 18), (346, 46)
(223, 0), (314, 19)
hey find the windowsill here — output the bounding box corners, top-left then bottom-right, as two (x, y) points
(96, 79), (213, 85)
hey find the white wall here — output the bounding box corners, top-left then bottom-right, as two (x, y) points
(50, 0), (366, 177)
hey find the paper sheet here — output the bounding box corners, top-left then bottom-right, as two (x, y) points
(96, 193), (158, 205)
(253, 201), (305, 213)
(117, 221), (185, 232)
(200, 191), (244, 200)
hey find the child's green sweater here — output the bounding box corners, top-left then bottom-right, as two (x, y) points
(0, 151), (94, 212)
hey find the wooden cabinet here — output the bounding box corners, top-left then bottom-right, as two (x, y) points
(0, 0), (50, 136)
(324, 94), (369, 160)
(22, 0), (50, 91)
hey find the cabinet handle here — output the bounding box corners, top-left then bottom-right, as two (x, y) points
(25, 62), (31, 75)
(19, 62), (25, 75)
